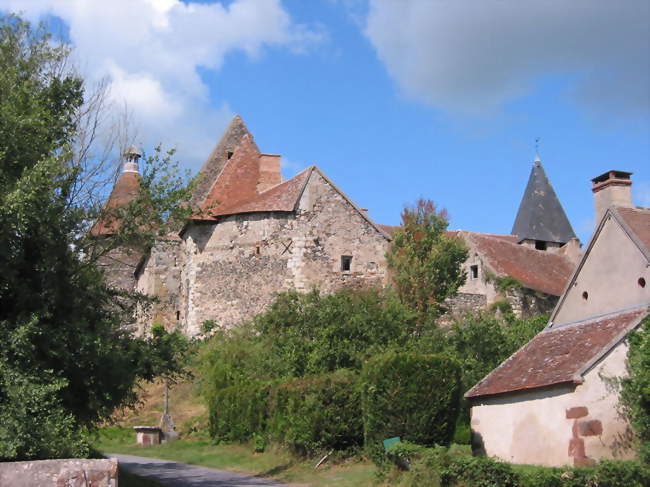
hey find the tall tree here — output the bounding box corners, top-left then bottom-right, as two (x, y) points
(386, 198), (468, 332)
(0, 14), (190, 460)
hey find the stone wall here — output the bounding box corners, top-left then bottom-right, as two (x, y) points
(446, 292), (488, 317)
(135, 239), (183, 333)
(505, 287), (558, 318)
(172, 170), (390, 335)
(0, 458), (118, 487)
(97, 245), (141, 292)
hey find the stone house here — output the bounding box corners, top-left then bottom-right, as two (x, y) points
(134, 116), (391, 335)
(466, 169), (650, 466)
(381, 156), (581, 318)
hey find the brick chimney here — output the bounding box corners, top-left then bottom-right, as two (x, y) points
(257, 154), (282, 193)
(592, 170), (633, 224)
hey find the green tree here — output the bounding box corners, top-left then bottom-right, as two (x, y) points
(0, 14), (191, 460)
(386, 198), (468, 332)
(621, 316), (650, 463)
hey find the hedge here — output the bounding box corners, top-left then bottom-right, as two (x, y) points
(208, 381), (272, 443)
(361, 352), (461, 462)
(267, 369), (362, 455)
(384, 443), (650, 487)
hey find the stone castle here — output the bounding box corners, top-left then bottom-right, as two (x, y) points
(95, 116), (582, 336)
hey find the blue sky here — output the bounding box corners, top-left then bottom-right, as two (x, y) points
(2, 0), (649, 243)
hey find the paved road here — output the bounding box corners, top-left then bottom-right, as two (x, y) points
(108, 454), (299, 487)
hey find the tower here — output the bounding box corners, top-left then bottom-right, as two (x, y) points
(512, 155), (576, 251)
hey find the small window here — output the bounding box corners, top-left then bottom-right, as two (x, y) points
(582, 291), (589, 301)
(255, 246), (261, 255)
(535, 240), (547, 251)
(341, 255), (352, 272)
(639, 277), (646, 288)
(470, 265), (478, 280)
(226, 151), (234, 159)
(176, 310), (180, 321)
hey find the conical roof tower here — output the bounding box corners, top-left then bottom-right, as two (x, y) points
(90, 146), (142, 236)
(512, 156), (576, 245)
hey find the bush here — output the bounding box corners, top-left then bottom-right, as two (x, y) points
(621, 316), (650, 463)
(441, 455), (519, 487)
(267, 369), (362, 455)
(361, 352), (461, 463)
(0, 366), (90, 460)
(208, 381), (272, 443)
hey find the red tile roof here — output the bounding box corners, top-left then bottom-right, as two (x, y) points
(466, 231), (575, 296)
(466, 307), (648, 398)
(210, 167), (312, 218)
(616, 206), (650, 255)
(198, 135), (260, 216)
(90, 171), (140, 236)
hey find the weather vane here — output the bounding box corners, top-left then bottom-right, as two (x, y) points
(535, 137), (540, 156)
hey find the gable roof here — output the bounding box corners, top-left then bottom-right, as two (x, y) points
(464, 231), (575, 296)
(209, 166), (313, 217)
(191, 115), (256, 206)
(190, 164), (391, 240)
(615, 206), (650, 259)
(90, 170), (140, 236)
(512, 159), (576, 244)
(466, 306), (648, 399)
(549, 205), (650, 325)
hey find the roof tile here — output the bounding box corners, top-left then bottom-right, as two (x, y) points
(466, 307), (648, 398)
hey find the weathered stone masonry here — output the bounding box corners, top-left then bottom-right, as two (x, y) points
(177, 169), (390, 335)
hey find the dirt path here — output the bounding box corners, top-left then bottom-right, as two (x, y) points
(108, 453), (300, 487)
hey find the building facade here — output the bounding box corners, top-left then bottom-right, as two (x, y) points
(467, 170), (650, 466)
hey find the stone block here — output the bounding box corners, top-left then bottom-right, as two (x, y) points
(578, 419), (603, 436)
(566, 406), (589, 419)
(568, 438), (585, 458)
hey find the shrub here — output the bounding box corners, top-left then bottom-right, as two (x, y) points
(361, 352), (461, 463)
(621, 315), (650, 463)
(208, 381), (272, 443)
(0, 366), (90, 460)
(441, 455), (519, 487)
(267, 369), (362, 455)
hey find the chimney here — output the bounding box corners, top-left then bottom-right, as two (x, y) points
(592, 170), (633, 224)
(257, 154), (282, 193)
(123, 145), (142, 174)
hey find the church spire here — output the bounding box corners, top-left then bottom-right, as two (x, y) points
(511, 156), (576, 247)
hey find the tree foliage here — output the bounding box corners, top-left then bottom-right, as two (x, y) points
(386, 198), (468, 330)
(0, 14), (191, 460)
(199, 287), (416, 390)
(621, 316), (650, 463)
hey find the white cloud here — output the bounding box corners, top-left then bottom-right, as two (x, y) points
(364, 0), (649, 118)
(1, 0), (320, 167)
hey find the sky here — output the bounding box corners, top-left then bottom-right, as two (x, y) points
(2, 0), (649, 244)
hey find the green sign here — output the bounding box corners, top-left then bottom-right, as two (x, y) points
(383, 436), (401, 451)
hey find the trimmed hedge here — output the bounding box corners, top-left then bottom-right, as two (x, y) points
(384, 444), (650, 487)
(361, 352), (461, 462)
(208, 370), (361, 454)
(267, 369), (362, 455)
(208, 381), (271, 443)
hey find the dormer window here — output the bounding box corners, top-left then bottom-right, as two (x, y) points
(535, 240), (547, 251)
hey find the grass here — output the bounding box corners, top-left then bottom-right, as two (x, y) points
(96, 427), (376, 487)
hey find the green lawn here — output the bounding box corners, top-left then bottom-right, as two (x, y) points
(96, 427), (376, 487)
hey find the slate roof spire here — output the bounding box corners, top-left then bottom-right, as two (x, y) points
(511, 156), (576, 245)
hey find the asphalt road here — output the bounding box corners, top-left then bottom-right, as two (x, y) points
(108, 454), (299, 487)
